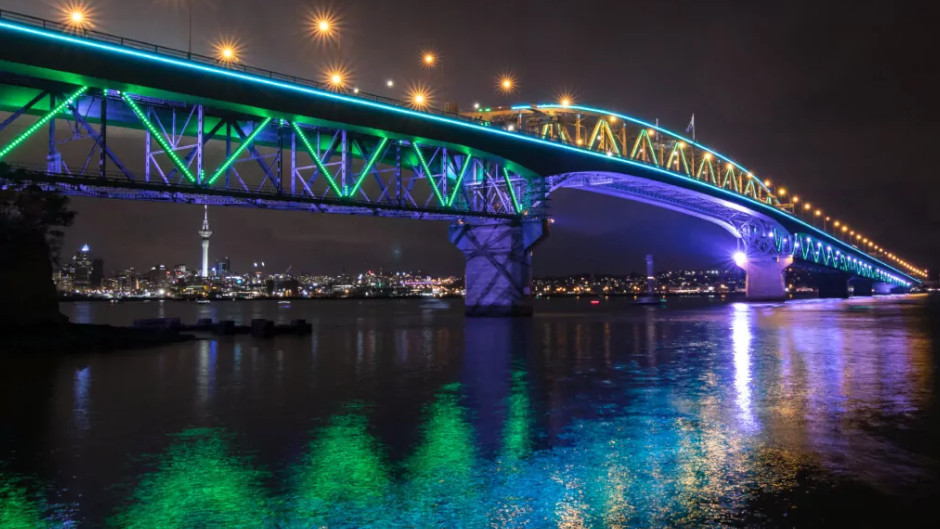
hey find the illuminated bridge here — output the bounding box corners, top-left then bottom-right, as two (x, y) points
(0, 11), (925, 315)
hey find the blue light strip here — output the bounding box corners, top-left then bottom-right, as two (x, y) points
(0, 20), (918, 284)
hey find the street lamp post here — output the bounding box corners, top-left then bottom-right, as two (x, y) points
(188, 0), (193, 58)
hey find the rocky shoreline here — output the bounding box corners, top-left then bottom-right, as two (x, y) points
(2, 322), (197, 354)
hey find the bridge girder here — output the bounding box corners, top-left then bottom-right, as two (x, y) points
(0, 11), (919, 287)
(0, 83), (541, 221)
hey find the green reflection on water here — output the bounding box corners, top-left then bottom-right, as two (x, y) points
(502, 370), (533, 463)
(109, 428), (270, 529)
(403, 383), (483, 526)
(103, 373), (818, 528)
(0, 472), (46, 529)
(289, 411), (391, 527)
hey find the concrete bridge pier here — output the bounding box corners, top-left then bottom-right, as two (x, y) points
(743, 254), (793, 301)
(816, 272), (850, 298)
(873, 282), (895, 295)
(849, 277), (874, 296)
(450, 219), (548, 317)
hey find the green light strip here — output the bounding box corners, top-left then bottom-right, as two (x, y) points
(346, 137), (389, 198)
(601, 121), (621, 155)
(413, 143), (446, 207)
(122, 93), (196, 183)
(643, 131), (659, 166)
(206, 117), (272, 185)
(291, 123), (343, 197)
(446, 155), (472, 207)
(587, 120), (603, 150)
(502, 167), (522, 214)
(0, 86), (88, 161)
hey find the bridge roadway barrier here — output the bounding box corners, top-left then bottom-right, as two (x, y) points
(450, 219), (548, 317)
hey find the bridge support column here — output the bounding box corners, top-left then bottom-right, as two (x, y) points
(46, 152), (61, 174)
(450, 219), (548, 317)
(849, 277), (874, 296)
(816, 273), (850, 298)
(873, 282), (895, 295)
(743, 255), (792, 301)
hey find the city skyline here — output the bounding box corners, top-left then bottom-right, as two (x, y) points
(2, 0), (936, 276)
(65, 199), (753, 277)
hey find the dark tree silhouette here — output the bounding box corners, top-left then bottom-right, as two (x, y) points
(0, 164), (76, 326)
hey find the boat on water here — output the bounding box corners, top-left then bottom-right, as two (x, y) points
(196, 299), (210, 304)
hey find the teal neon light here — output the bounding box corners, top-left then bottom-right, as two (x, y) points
(122, 93), (196, 183)
(412, 143), (446, 207)
(0, 85), (88, 161)
(206, 117), (272, 186)
(447, 156), (472, 207)
(795, 233), (909, 286)
(346, 137), (389, 198)
(0, 20), (917, 283)
(291, 122), (342, 197)
(502, 167), (522, 213)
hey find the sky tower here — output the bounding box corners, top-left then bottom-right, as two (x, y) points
(198, 205), (212, 278)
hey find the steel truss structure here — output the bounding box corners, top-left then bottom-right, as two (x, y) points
(480, 105), (783, 206)
(0, 80), (541, 221)
(0, 9), (920, 287)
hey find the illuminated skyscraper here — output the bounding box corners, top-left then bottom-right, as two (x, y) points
(198, 205), (212, 278)
(72, 244), (93, 288)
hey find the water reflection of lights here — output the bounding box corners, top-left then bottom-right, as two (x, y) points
(112, 429), (269, 528)
(731, 303), (758, 432)
(73, 366), (91, 431)
(196, 341), (217, 415)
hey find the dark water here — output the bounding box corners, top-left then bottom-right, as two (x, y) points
(2, 295), (939, 528)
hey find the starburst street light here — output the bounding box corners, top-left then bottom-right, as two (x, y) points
(322, 63), (351, 91)
(497, 73), (517, 95)
(422, 50), (437, 68)
(407, 83), (433, 109)
(59, 1), (94, 30)
(213, 38), (241, 64)
(309, 8), (340, 44)
(557, 91), (575, 107)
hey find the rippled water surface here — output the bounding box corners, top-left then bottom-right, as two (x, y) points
(2, 295), (939, 527)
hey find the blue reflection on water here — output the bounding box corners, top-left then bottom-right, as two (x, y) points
(3, 296), (938, 527)
(731, 303), (757, 432)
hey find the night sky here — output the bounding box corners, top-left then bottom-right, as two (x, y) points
(4, 0), (938, 277)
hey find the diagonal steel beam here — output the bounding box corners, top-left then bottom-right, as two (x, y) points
(68, 100), (135, 180)
(121, 92), (195, 182)
(206, 117), (273, 186)
(166, 118), (225, 182)
(346, 137), (389, 198)
(291, 122), (342, 197)
(0, 90), (47, 133)
(413, 142), (446, 207)
(0, 86), (87, 161)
